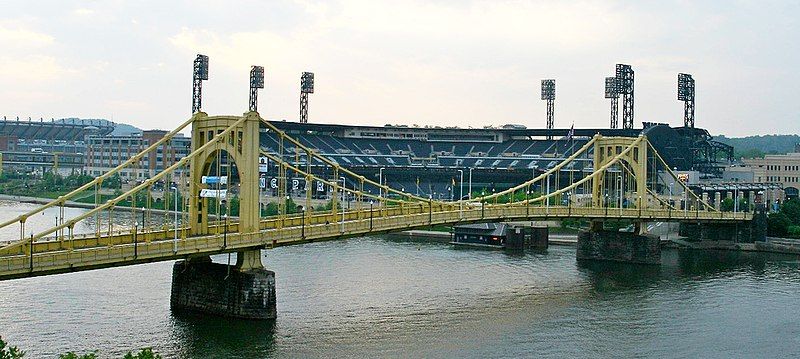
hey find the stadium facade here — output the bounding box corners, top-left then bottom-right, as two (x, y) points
(0, 116), (735, 200)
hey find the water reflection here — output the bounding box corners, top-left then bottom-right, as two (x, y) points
(169, 312), (277, 358)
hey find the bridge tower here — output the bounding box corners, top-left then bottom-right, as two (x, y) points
(590, 135), (648, 210)
(173, 110), (276, 319)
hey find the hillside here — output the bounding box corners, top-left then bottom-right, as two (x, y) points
(715, 134), (800, 158)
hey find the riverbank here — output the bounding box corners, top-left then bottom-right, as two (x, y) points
(667, 237), (800, 255)
(0, 194), (184, 216)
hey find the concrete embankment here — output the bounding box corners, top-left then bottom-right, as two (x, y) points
(667, 237), (800, 255)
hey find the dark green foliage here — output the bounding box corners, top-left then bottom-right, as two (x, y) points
(0, 336), (25, 359)
(101, 174), (121, 189)
(767, 212), (791, 237)
(719, 198), (749, 212)
(123, 348), (162, 359)
(59, 352), (97, 359)
(768, 198), (800, 237)
(714, 134), (800, 158)
(781, 198), (800, 225)
(788, 226), (800, 239)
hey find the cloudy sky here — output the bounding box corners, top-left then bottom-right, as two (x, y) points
(0, 1), (797, 136)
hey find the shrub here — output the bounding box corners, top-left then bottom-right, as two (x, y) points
(0, 337), (25, 359)
(788, 225), (800, 239)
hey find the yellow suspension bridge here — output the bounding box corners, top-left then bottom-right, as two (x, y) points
(0, 111), (751, 282)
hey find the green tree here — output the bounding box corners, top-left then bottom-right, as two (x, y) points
(59, 352), (97, 359)
(0, 337), (25, 359)
(768, 212), (791, 237)
(102, 174), (122, 189)
(123, 348), (161, 359)
(719, 198), (734, 212)
(781, 198), (800, 226)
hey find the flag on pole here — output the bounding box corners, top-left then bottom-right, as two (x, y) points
(565, 124), (574, 144)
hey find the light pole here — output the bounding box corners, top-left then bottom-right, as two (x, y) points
(140, 207), (145, 232)
(683, 190), (688, 217)
(378, 167), (385, 199)
(617, 175), (623, 215)
(369, 200), (374, 231)
(457, 169), (464, 218)
(468, 167), (474, 200)
(221, 199), (227, 248)
(669, 182), (674, 208)
(340, 176), (346, 232)
(546, 173), (550, 213)
(172, 186), (178, 254)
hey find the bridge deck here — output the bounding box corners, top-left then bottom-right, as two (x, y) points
(0, 205), (750, 280)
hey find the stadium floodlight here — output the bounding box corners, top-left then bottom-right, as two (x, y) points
(192, 54), (210, 114)
(615, 64), (634, 129)
(301, 72), (314, 94)
(540, 79), (556, 139)
(605, 76), (620, 129)
(300, 72), (314, 123)
(540, 79), (555, 100)
(249, 66), (265, 112)
(677, 73), (695, 128)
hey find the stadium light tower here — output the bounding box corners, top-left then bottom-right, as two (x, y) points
(615, 64), (634, 129)
(605, 76), (620, 128)
(677, 73), (695, 128)
(300, 72), (314, 123)
(249, 66), (265, 112)
(192, 54), (209, 114)
(540, 79), (555, 140)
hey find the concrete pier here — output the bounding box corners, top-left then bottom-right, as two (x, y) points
(679, 205), (767, 243)
(576, 225), (661, 264)
(170, 251), (276, 320)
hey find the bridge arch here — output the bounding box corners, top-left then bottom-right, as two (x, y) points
(590, 135), (649, 208)
(188, 112), (261, 237)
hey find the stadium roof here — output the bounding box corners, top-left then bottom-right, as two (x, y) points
(0, 118), (114, 141)
(266, 120), (640, 138)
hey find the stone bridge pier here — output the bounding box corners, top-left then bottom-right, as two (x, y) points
(576, 221), (661, 264)
(170, 250), (276, 319)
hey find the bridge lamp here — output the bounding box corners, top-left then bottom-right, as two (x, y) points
(192, 54), (210, 114)
(300, 72), (315, 123)
(249, 66), (265, 112)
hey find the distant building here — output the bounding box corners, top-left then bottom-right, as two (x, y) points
(742, 152), (800, 199)
(85, 130), (191, 181)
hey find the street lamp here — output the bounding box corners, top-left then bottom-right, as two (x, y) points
(171, 185), (178, 254)
(369, 200), (374, 231)
(468, 167), (474, 200)
(458, 169), (464, 218)
(669, 182), (674, 208)
(339, 176), (346, 232)
(378, 167), (386, 199)
(221, 199), (228, 248)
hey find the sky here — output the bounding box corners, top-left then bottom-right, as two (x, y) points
(0, 0), (798, 137)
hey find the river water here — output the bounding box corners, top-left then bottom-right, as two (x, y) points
(1, 201), (800, 358)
